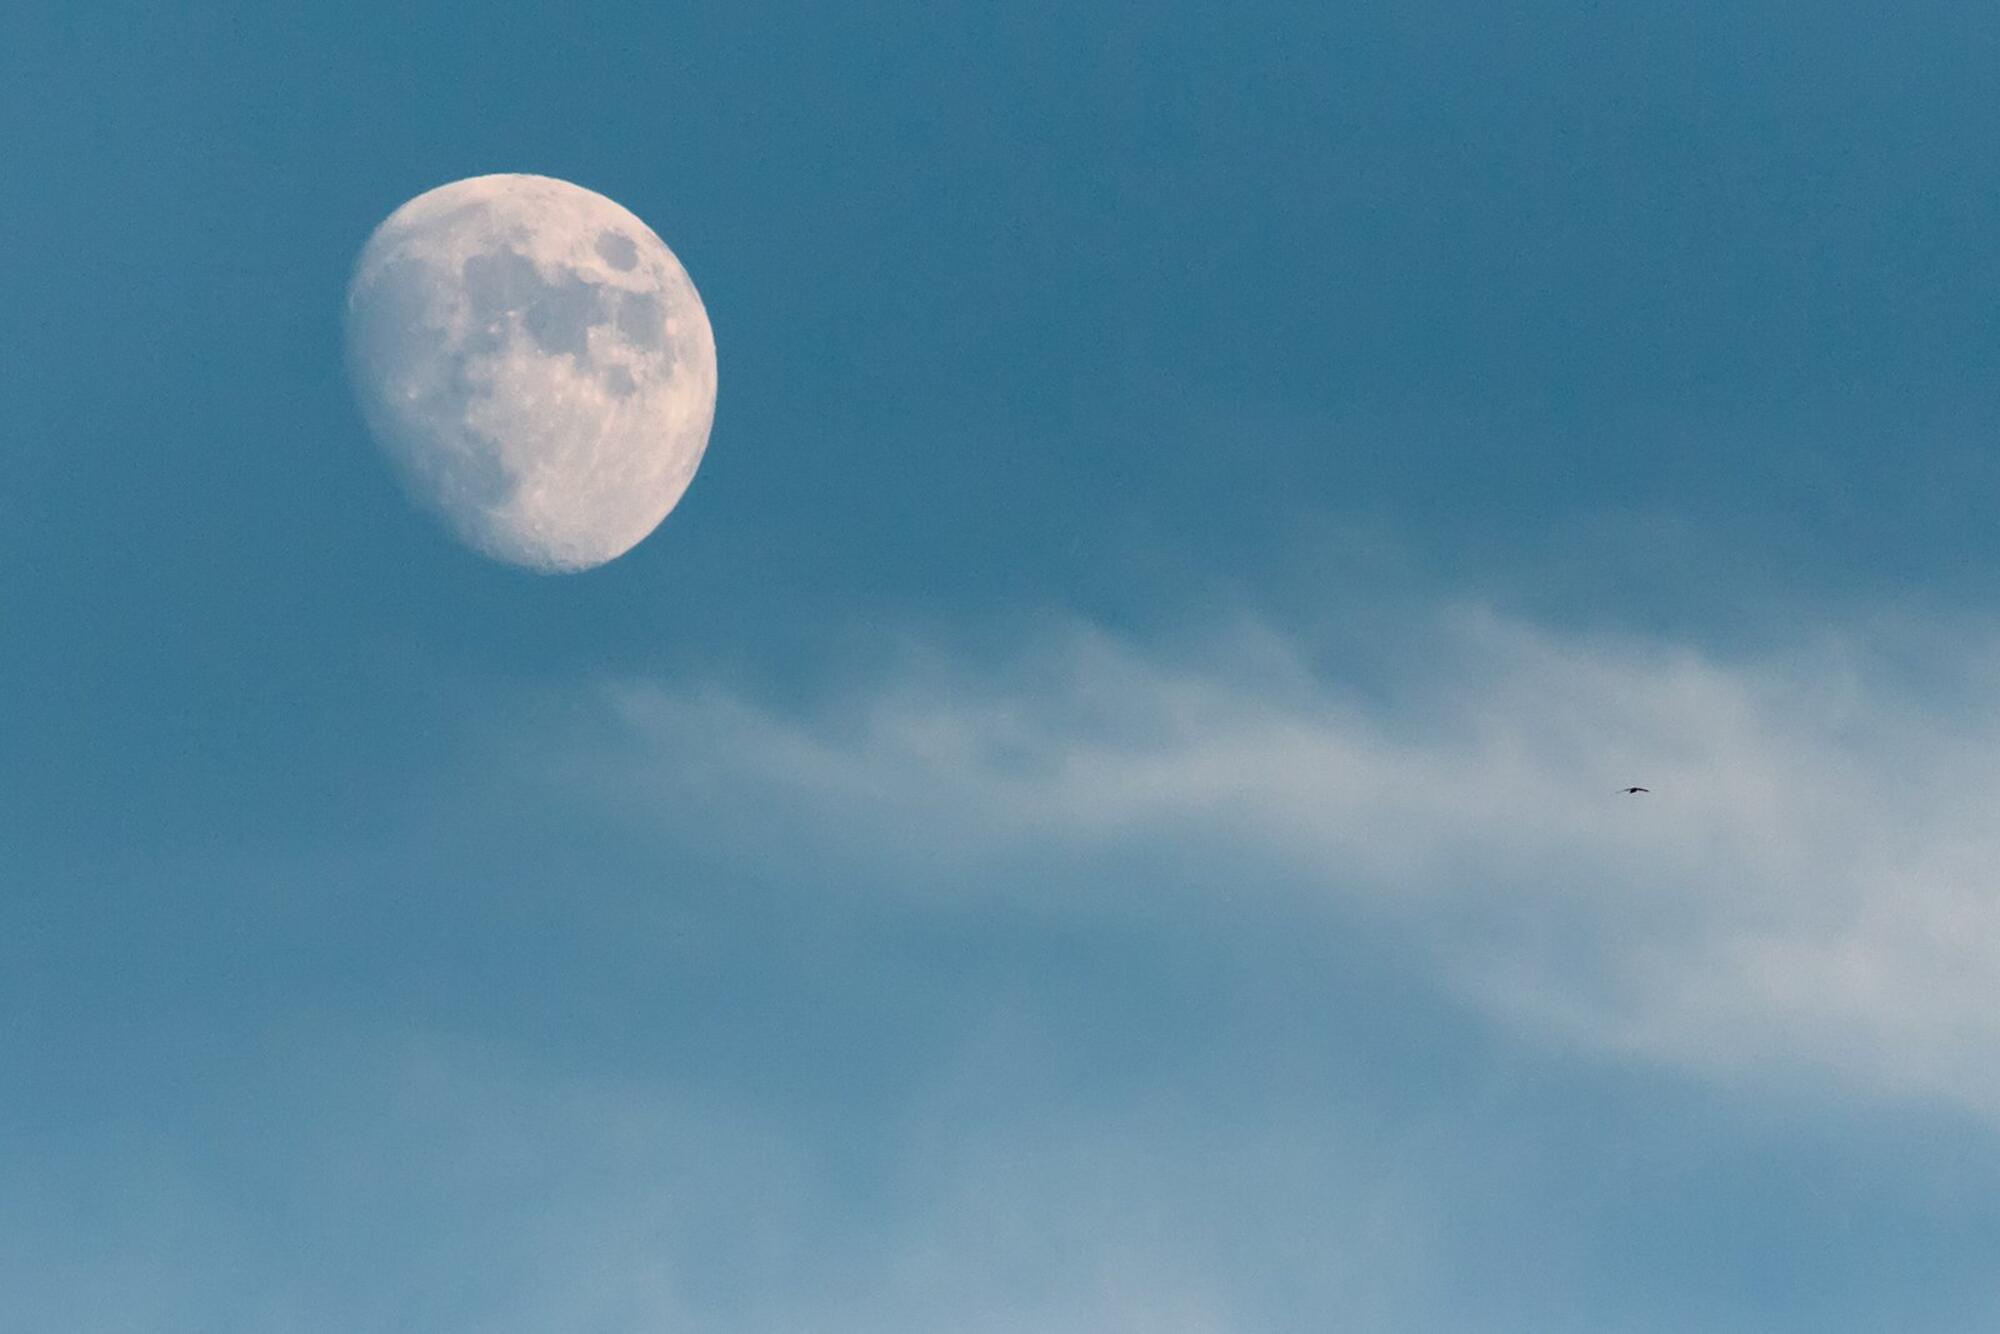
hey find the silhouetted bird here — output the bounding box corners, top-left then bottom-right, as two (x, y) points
(1620, 787), (1650, 794)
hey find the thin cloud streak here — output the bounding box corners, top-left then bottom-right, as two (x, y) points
(582, 607), (2000, 1117)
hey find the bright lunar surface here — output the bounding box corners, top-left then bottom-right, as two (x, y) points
(345, 174), (717, 572)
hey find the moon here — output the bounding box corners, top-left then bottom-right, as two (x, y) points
(344, 174), (717, 572)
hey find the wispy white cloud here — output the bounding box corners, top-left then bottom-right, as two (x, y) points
(573, 606), (2000, 1118)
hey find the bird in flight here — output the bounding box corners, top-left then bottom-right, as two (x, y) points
(1620, 786), (1650, 795)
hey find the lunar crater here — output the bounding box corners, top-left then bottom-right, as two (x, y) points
(595, 230), (639, 270)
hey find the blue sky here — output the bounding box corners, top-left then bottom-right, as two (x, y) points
(9, 2), (2000, 1329)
